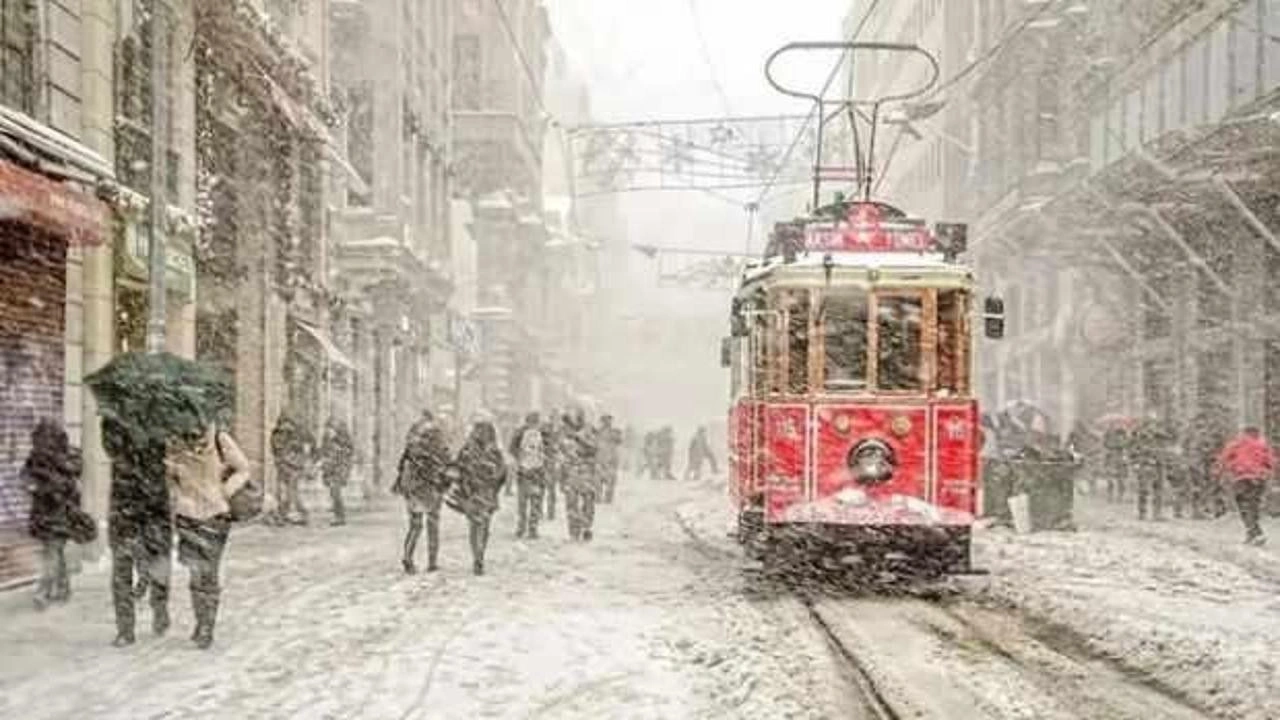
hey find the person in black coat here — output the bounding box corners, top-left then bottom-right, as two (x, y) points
(454, 421), (506, 575)
(320, 419), (355, 526)
(103, 416), (172, 647)
(23, 420), (82, 609)
(393, 411), (452, 574)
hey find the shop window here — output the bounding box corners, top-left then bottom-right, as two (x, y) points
(820, 291), (869, 391)
(1208, 22), (1231, 122)
(0, 0), (35, 114)
(1185, 35), (1209, 127)
(877, 294), (924, 392)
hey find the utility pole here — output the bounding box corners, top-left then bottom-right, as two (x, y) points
(145, 3), (169, 353)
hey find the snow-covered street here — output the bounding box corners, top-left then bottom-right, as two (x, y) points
(678, 487), (1277, 720)
(0, 480), (859, 720)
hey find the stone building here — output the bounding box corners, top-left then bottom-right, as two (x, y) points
(329, 0), (456, 489)
(852, 0), (1280, 440)
(0, 0), (191, 583)
(192, 0), (340, 510)
(452, 0), (551, 416)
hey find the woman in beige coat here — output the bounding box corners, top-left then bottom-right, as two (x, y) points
(166, 425), (250, 649)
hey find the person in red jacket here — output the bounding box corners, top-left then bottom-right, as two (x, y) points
(1214, 427), (1275, 545)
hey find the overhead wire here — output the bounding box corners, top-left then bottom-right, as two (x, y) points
(754, 0), (884, 208)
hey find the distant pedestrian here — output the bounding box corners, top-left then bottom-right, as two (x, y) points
(1131, 417), (1170, 521)
(510, 412), (547, 539)
(393, 411), (452, 574)
(545, 413), (568, 521)
(22, 420), (83, 609)
(1065, 420), (1098, 493)
(103, 416), (172, 647)
(562, 410), (599, 541)
(454, 421), (507, 575)
(270, 413), (314, 526)
(685, 426), (719, 483)
(320, 418), (355, 526)
(657, 426), (676, 481)
(1215, 427), (1275, 546)
(597, 415), (622, 503)
(1186, 410), (1229, 519)
(1101, 423), (1130, 503)
(165, 424), (251, 649)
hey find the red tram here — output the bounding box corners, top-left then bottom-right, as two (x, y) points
(724, 42), (1003, 574)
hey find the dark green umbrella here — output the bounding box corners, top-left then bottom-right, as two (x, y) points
(85, 351), (233, 444)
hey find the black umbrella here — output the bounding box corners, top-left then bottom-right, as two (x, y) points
(85, 352), (233, 445)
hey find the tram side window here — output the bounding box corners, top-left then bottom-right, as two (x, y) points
(785, 292), (810, 394)
(877, 294), (924, 391)
(937, 290), (969, 396)
(822, 292), (869, 390)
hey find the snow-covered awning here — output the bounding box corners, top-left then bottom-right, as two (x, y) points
(293, 318), (354, 369)
(257, 68), (370, 196)
(0, 105), (114, 182)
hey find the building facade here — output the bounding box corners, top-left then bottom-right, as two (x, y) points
(858, 0), (1280, 440)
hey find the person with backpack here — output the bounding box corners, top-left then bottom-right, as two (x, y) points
(164, 423), (251, 649)
(22, 420), (85, 609)
(393, 411), (452, 574)
(509, 412), (547, 539)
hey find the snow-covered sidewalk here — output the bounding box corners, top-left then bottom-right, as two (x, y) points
(0, 481), (855, 720)
(676, 488), (1280, 720)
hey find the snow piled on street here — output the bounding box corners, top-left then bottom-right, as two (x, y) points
(677, 487), (1280, 720)
(0, 481), (857, 720)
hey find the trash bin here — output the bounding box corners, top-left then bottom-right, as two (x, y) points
(1006, 458), (1080, 531)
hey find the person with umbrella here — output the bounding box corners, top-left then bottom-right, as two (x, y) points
(87, 351), (235, 647)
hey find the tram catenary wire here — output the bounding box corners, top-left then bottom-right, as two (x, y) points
(754, 0), (884, 207)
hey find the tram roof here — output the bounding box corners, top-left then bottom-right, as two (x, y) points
(738, 251), (974, 293)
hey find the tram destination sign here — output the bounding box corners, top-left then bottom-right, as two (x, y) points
(802, 203), (934, 253)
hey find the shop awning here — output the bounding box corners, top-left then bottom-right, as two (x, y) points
(294, 319), (354, 369)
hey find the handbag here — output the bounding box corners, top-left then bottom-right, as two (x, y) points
(68, 507), (97, 544)
(216, 432), (263, 522)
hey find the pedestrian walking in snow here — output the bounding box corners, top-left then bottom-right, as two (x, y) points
(22, 420), (85, 609)
(165, 424), (251, 649)
(453, 421), (507, 575)
(270, 413), (314, 526)
(1131, 417), (1171, 521)
(684, 426), (719, 483)
(510, 412), (547, 539)
(1186, 409), (1230, 519)
(320, 418), (355, 526)
(393, 411), (452, 574)
(103, 416), (173, 647)
(563, 410), (600, 541)
(545, 413), (568, 521)
(1214, 427), (1275, 546)
(658, 426), (677, 481)
(1101, 423), (1131, 504)
(596, 415), (622, 503)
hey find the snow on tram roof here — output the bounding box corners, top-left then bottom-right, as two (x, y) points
(741, 250), (968, 285)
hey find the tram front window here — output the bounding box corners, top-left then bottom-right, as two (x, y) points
(877, 294), (924, 391)
(822, 292), (869, 390)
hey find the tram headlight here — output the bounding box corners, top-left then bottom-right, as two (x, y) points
(848, 439), (896, 485)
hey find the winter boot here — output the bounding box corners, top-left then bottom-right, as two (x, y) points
(192, 591), (219, 649)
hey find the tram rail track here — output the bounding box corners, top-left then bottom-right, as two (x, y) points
(675, 506), (1218, 720)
